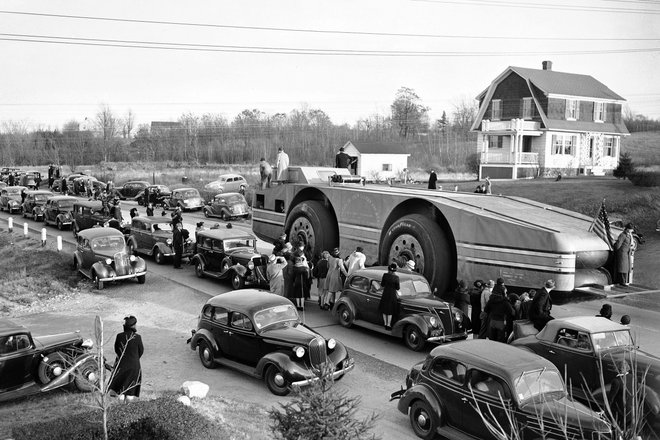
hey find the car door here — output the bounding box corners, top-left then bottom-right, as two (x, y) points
(207, 306), (233, 354)
(345, 276), (373, 322)
(226, 312), (261, 366)
(131, 219), (146, 252)
(0, 333), (36, 390)
(426, 357), (469, 429)
(461, 368), (512, 439)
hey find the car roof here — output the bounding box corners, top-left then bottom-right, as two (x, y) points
(124, 180), (150, 185)
(73, 200), (103, 208)
(3, 186), (27, 192)
(218, 174), (244, 179)
(537, 316), (626, 341)
(173, 187), (198, 192)
(430, 339), (558, 380)
(197, 228), (257, 241)
(48, 195), (77, 202)
(350, 266), (429, 283)
(206, 289), (292, 315)
(78, 227), (125, 240)
(0, 319), (26, 336)
(24, 190), (53, 195)
(132, 216), (173, 224)
(214, 192), (244, 199)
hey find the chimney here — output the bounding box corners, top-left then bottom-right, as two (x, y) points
(542, 60), (553, 71)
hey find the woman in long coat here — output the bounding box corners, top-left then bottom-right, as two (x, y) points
(614, 224), (636, 285)
(324, 248), (347, 307)
(292, 254), (310, 310)
(109, 315), (144, 401)
(378, 263), (400, 330)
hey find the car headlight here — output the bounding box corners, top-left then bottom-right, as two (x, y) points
(327, 338), (336, 349)
(293, 346), (305, 358)
(247, 261), (255, 270)
(166, 238), (172, 245)
(429, 316), (439, 328)
(105, 258), (112, 265)
(129, 255), (137, 262)
(81, 338), (94, 349)
(454, 311), (463, 322)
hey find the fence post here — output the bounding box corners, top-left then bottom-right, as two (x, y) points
(42, 228), (47, 246)
(23, 222), (28, 238)
(7, 217), (13, 233)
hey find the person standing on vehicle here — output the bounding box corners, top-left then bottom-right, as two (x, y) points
(259, 158), (273, 189)
(325, 248), (347, 309)
(172, 223), (184, 269)
(267, 254), (287, 296)
(335, 147), (352, 170)
(109, 315), (143, 402)
(427, 170), (438, 190)
(529, 279), (555, 330)
(346, 246), (366, 277)
(276, 147), (289, 183)
(614, 223), (636, 286)
(379, 263), (400, 330)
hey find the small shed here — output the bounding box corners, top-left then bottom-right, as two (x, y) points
(342, 141), (410, 181)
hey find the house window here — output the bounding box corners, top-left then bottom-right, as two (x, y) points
(491, 100), (502, 121)
(603, 137), (617, 157)
(522, 98), (533, 119)
(551, 134), (577, 155)
(565, 99), (579, 120)
(382, 164), (392, 171)
(594, 102), (606, 122)
(488, 136), (503, 149)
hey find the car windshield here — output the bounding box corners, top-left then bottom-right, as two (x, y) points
(57, 201), (74, 209)
(253, 304), (300, 330)
(6, 188), (21, 195)
(592, 330), (633, 352)
(34, 194), (49, 202)
(515, 369), (566, 403)
(224, 238), (255, 249)
(152, 223), (172, 232)
(181, 190), (200, 198)
(223, 195), (244, 203)
(91, 236), (125, 252)
(397, 279), (433, 297)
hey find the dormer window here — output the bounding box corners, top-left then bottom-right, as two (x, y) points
(594, 102), (606, 122)
(491, 99), (502, 121)
(565, 99), (579, 120)
(522, 98), (533, 119)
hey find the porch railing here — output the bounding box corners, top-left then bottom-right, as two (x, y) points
(480, 151), (539, 164)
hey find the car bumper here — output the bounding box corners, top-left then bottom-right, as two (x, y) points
(99, 271), (146, 282)
(427, 331), (468, 343)
(291, 359), (355, 387)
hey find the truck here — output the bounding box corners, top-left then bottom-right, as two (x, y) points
(252, 167), (613, 295)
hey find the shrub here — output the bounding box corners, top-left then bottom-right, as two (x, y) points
(466, 153), (480, 175)
(614, 152), (635, 179)
(13, 395), (225, 440)
(629, 170), (660, 187)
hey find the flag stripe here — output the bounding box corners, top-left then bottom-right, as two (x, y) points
(589, 201), (613, 249)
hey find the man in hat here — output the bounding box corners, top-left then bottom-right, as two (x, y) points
(427, 169), (438, 190)
(469, 280), (484, 335)
(478, 280), (495, 339)
(529, 279), (555, 330)
(346, 246), (366, 277)
(195, 222), (205, 233)
(335, 147), (352, 170)
(613, 223), (636, 286)
(172, 222), (184, 269)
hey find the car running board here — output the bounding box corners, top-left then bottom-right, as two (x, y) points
(350, 319), (395, 336)
(214, 356), (260, 378)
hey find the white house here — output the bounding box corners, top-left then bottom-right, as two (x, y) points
(341, 141), (411, 181)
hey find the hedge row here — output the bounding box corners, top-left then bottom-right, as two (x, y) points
(629, 170), (660, 187)
(13, 395), (226, 440)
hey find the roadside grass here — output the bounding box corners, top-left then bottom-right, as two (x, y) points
(621, 131), (660, 168)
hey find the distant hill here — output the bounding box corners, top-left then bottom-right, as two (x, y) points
(621, 131), (660, 166)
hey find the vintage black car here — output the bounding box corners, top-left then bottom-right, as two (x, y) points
(52, 173), (85, 193)
(201, 174), (248, 201)
(18, 171), (42, 189)
(126, 216), (195, 264)
(136, 184), (171, 207)
(511, 316), (660, 428)
(71, 200), (125, 237)
(0, 186), (27, 214)
(165, 187), (204, 211)
(43, 195), (77, 230)
(391, 340), (611, 440)
(73, 227), (147, 290)
(0, 167), (20, 183)
(112, 180), (150, 200)
(188, 290), (354, 396)
(335, 268), (468, 351)
(21, 190), (53, 221)
(202, 192), (250, 221)
(0, 319), (98, 402)
(191, 228), (269, 289)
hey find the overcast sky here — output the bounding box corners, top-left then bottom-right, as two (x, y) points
(0, 0), (658, 130)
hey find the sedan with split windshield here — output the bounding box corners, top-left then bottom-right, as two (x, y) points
(126, 216), (195, 264)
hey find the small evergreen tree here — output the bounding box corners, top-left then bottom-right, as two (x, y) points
(614, 152), (635, 179)
(269, 366), (379, 440)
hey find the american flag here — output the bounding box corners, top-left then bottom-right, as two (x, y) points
(589, 200), (614, 249)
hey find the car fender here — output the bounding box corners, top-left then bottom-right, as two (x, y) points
(232, 264), (247, 277)
(191, 254), (204, 267)
(190, 329), (220, 353)
(91, 261), (111, 278)
(644, 384), (660, 415)
(393, 315), (432, 339)
(56, 212), (70, 223)
(335, 296), (357, 317)
(398, 383), (444, 420)
(126, 236), (138, 251)
(256, 351), (292, 378)
(154, 242), (172, 255)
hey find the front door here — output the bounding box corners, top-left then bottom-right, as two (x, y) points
(522, 136), (532, 153)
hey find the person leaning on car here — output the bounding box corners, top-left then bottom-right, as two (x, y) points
(529, 279), (555, 330)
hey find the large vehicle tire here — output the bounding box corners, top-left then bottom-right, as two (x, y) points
(285, 200), (338, 258)
(409, 400), (440, 440)
(381, 214), (453, 296)
(74, 357), (99, 392)
(264, 365), (290, 396)
(198, 340), (217, 369)
(337, 305), (354, 328)
(37, 351), (70, 384)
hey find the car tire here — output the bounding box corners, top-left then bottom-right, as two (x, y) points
(195, 261), (205, 278)
(33, 211), (39, 222)
(221, 258), (231, 273)
(37, 351), (70, 384)
(337, 305), (354, 328)
(381, 213), (453, 297)
(285, 200), (339, 259)
(153, 249), (164, 265)
(198, 340), (217, 369)
(265, 365), (290, 396)
(404, 325), (426, 352)
(74, 357), (99, 392)
(221, 211), (229, 221)
(137, 274), (146, 284)
(203, 209), (210, 218)
(93, 272), (103, 290)
(57, 219), (64, 231)
(409, 400), (439, 440)
(231, 273), (245, 290)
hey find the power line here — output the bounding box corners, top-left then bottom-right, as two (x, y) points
(413, 0), (660, 14)
(0, 10), (658, 41)
(1, 33), (658, 57)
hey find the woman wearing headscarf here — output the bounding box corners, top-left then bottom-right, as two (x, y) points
(378, 263), (400, 330)
(109, 315), (144, 402)
(325, 248), (347, 309)
(292, 253), (310, 310)
(267, 254), (287, 296)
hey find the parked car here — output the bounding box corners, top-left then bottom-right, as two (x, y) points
(112, 180), (150, 200)
(391, 339), (611, 440)
(52, 173), (85, 193)
(0, 319), (98, 402)
(0, 167), (20, 183)
(0, 186), (27, 214)
(18, 171), (42, 189)
(335, 267), (468, 351)
(511, 316), (660, 426)
(72, 175), (100, 196)
(73, 227), (147, 290)
(165, 187), (204, 212)
(71, 200), (125, 238)
(43, 195), (77, 230)
(136, 185), (171, 207)
(21, 190), (53, 221)
(188, 289), (354, 396)
(203, 192), (250, 221)
(201, 174), (248, 201)
(191, 228), (269, 289)
(126, 216), (195, 264)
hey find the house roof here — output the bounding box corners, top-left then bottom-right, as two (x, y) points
(345, 141), (410, 155)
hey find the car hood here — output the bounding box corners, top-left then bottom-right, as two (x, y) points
(521, 396), (610, 433)
(225, 249), (260, 259)
(33, 332), (82, 349)
(95, 249), (130, 260)
(261, 322), (321, 345)
(400, 295), (448, 310)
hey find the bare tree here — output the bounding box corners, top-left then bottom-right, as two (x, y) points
(95, 105), (119, 162)
(391, 87), (429, 139)
(121, 109), (135, 139)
